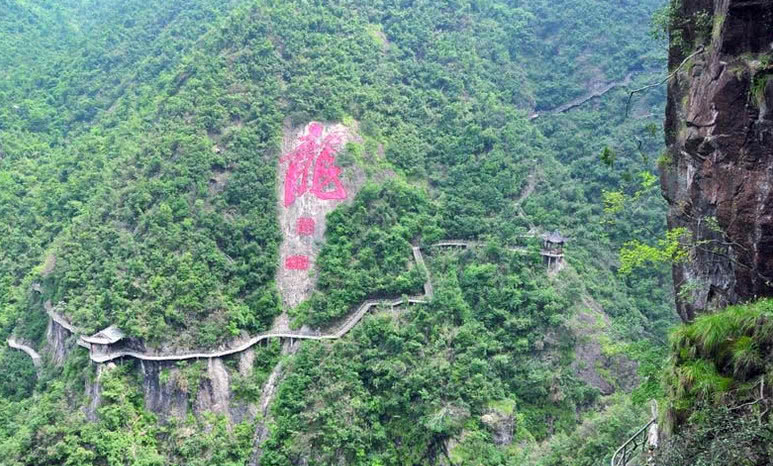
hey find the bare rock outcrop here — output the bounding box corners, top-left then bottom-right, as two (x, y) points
(46, 317), (73, 366)
(662, 0), (773, 321)
(84, 362), (116, 421)
(276, 120), (364, 309)
(194, 358), (233, 421)
(481, 409), (515, 446)
(248, 339), (300, 466)
(140, 360), (189, 421)
(138, 355), (260, 424)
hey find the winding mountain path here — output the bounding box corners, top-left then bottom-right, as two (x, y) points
(44, 300), (79, 334)
(530, 73), (634, 119)
(7, 337), (42, 368)
(412, 246), (434, 299)
(29, 241), (519, 364)
(54, 296), (425, 364)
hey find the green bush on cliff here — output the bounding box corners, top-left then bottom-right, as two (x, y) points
(664, 299), (773, 424)
(655, 299), (773, 465)
(656, 402), (773, 466)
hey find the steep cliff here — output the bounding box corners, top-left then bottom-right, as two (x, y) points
(662, 0), (773, 321)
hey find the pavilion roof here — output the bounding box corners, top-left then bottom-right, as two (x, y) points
(541, 231), (568, 244)
(81, 325), (125, 345)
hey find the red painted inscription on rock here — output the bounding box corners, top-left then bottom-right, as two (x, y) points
(281, 122), (347, 207)
(285, 255), (310, 270)
(296, 217), (315, 236)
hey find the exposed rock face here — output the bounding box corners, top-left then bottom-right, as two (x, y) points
(84, 362), (116, 421)
(140, 360), (189, 421)
(276, 120), (364, 310)
(570, 297), (638, 395)
(194, 358), (234, 421)
(662, 0), (773, 321)
(248, 339), (300, 466)
(45, 318), (72, 366)
(139, 357), (257, 424)
(480, 410), (515, 446)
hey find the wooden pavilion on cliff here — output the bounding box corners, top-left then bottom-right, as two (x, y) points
(81, 325), (125, 357)
(541, 231), (567, 271)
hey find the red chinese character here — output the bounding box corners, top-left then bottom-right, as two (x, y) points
(281, 122), (347, 207)
(281, 123), (321, 207)
(285, 255), (310, 270)
(296, 217), (315, 236)
(311, 135), (347, 201)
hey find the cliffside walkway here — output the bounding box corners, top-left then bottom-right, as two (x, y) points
(37, 240), (530, 364)
(412, 246), (434, 299)
(6, 336), (42, 368)
(610, 401), (659, 466)
(431, 240), (529, 254)
(529, 73), (634, 120)
(611, 418), (656, 466)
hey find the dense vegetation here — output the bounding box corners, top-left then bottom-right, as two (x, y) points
(300, 181), (438, 327)
(0, 356), (256, 466)
(267, 247), (584, 464)
(0, 0), (678, 464)
(655, 299), (773, 465)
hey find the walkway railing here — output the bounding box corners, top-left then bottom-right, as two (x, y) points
(611, 418), (656, 466)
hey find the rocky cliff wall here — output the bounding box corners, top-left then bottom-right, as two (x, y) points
(662, 0), (773, 321)
(46, 318), (72, 366)
(138, 351), (258, 424)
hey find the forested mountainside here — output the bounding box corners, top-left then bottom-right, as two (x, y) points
(0, 0), (674, 464)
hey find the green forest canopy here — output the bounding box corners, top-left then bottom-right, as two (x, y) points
(0, 0), (676, 464)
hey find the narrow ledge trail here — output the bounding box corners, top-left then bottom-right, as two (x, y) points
(13, 240), (523, 365)
(6, 336), (42, 368)
(529, 72), (635, 120)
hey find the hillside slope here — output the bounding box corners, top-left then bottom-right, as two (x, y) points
(0, 0), (674, 464)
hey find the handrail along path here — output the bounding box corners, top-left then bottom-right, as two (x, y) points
(611, 417), (656, 466)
